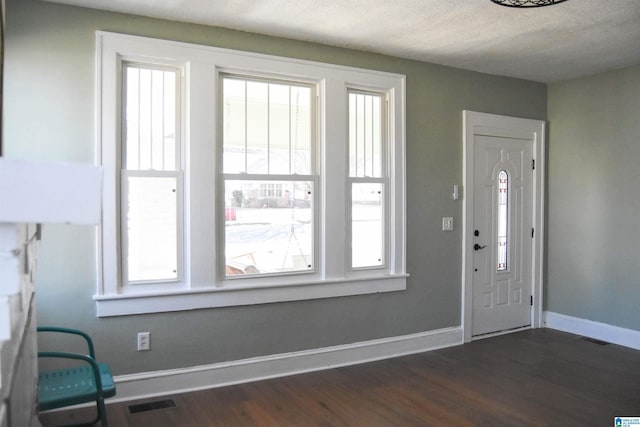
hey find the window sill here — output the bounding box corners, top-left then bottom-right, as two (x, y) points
(94, 274), (408, 317)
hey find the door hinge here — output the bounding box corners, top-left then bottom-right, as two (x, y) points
(531, 228), (535, 238)
(530, 295), (533, 306)
(532, 159), (536, 170)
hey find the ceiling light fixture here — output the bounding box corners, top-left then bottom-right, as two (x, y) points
(490, 0), (568, 7)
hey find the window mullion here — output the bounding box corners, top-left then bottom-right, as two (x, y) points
(321, 79), (348, 278)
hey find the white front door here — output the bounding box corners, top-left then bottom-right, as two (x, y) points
(462, 111), (545, 342)
(472, 135), (533, 336)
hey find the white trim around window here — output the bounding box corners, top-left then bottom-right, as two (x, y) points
(95, 31), (407, 317)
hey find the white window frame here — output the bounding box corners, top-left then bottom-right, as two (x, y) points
(219, 73), (318, 279)
(120, 62), (184, 288)
(95, 31), (407, 317)
(347, 88), (389, 271)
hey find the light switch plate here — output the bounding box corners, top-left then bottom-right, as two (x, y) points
(442, 217), (454, 231)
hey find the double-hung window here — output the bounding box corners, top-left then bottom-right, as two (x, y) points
(122, 64), (182, 285)
(221, 76), (315, 277)
(96, 32), (406, 317)
(348, 90), (386, 270)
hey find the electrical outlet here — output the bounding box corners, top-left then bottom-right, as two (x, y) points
(137, 332), (150, 351)
(442, 217), (454, 231)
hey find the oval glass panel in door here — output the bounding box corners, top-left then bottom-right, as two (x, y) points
(497, 170), (508, 271)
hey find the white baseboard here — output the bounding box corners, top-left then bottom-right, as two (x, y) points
(110, 326), (463, 404)
(544, 311), (640, 350)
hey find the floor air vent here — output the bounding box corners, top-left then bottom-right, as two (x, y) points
(129, 399), (176, 414)
(576, 336), (610, 346)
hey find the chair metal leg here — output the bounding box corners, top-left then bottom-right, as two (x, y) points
(49, 399), (106, 427)
(96, 397), (108, 427)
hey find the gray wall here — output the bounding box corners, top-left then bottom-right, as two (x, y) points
(547, 65), (640, 331)
(5, 0), (546, 375)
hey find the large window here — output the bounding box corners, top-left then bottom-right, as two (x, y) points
(222, 76), (315, 277)
(122, 64), (182, 284)
(96, 32), (406, 316)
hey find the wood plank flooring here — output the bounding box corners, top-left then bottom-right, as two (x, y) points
(39, 329), (640, 426)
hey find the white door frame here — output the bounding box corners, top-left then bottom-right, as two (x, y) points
(462, 111), (545, 343)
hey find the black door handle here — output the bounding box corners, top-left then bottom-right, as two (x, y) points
(474, 243), (487, 251)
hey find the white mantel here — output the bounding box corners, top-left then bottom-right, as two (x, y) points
(0, 157), (102, 427)
(0, 157), (102, 225)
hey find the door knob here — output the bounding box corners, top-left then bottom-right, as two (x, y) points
(474, 243), (487, 251)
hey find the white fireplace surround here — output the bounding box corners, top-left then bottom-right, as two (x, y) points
(0, 157), (102, 427)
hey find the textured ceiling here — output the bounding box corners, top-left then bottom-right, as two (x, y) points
(43, 0), (640, 82)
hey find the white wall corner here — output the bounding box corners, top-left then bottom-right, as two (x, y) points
(544, 311), (640, 351)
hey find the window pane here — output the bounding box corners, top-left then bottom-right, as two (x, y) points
(126, 176), (178, 282)
(222, 78), (247, 174)
(352, 183), (384, 268)
(224, 180), (313, 276)
(222, 76), (312, 175)
(163, 72), (177, 170)
(268, 83), (290, 174)
(290, 86), (312, 175)
(246, 81), (269, 174)
(125, 67), (140, 169)
(349, 92), (383, 178)
(497, 170), (508, 271)
(124, 65), (177, 171)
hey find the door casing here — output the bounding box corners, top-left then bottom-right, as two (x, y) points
(462, 111), (545, 343)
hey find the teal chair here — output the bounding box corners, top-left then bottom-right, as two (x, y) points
(37, 327), (116, 427)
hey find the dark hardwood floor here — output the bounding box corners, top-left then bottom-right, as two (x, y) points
(40, 329), (640, 426)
